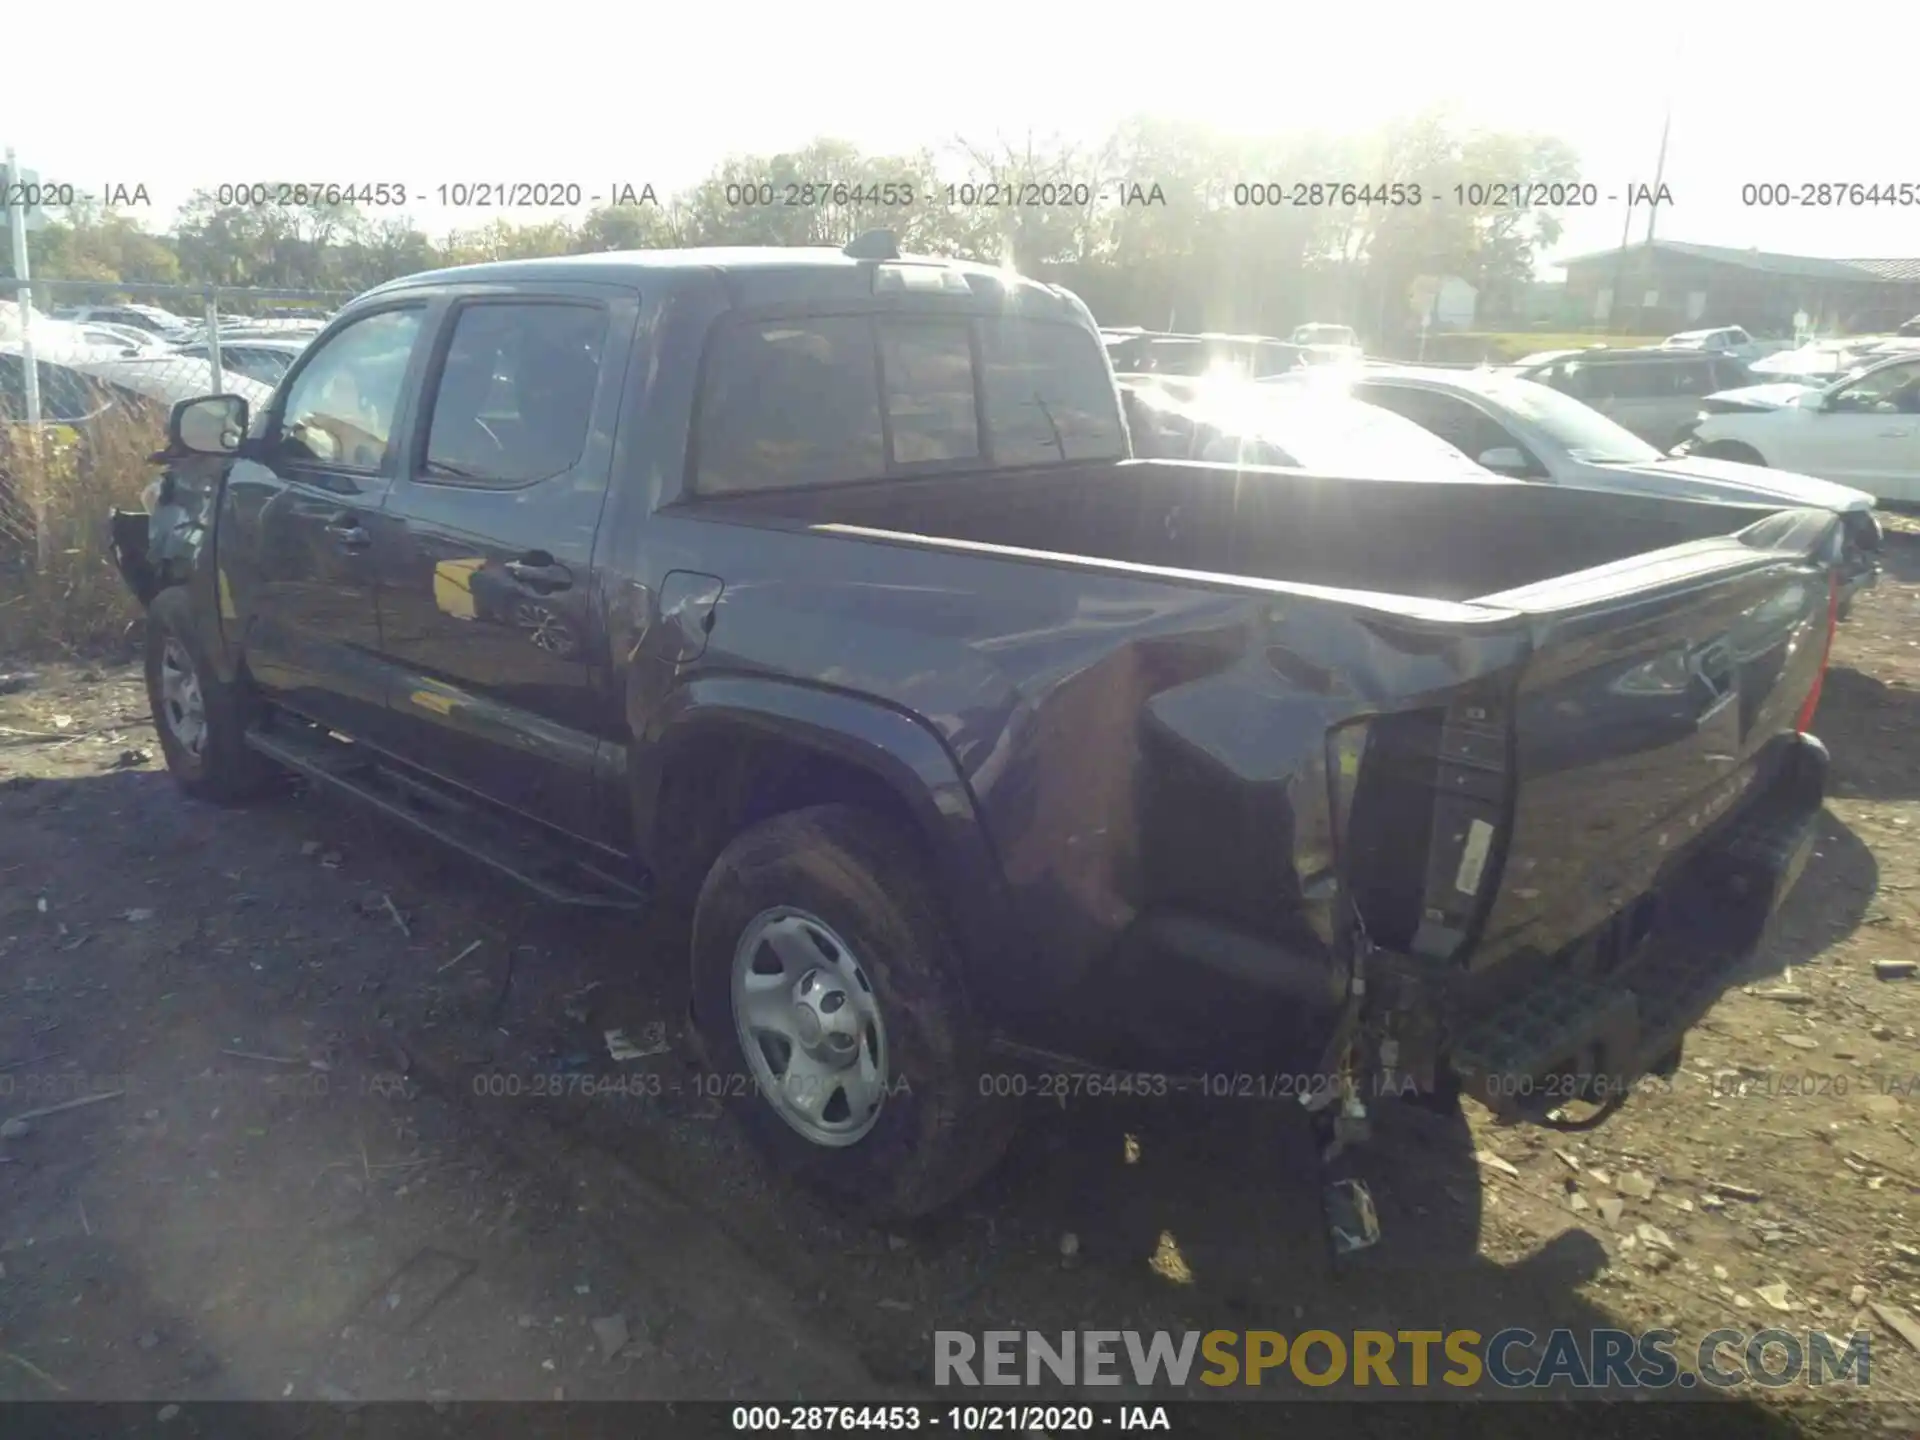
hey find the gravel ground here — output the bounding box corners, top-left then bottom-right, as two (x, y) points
(2, 536), (1919, 1435)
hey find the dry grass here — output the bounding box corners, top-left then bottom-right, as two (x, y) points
(0, 399), (165, 657)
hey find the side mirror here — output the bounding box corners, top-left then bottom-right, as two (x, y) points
(169, 394), (249, 455)
(1478, 445), (1533, 475)
(1796, 390), (1827, 411)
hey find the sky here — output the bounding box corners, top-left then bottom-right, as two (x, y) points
(10, 2), (1920, 274)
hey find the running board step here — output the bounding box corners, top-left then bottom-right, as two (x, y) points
(244, 724), (650, 913)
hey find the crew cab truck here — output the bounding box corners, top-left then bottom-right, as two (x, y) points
(112, 234), (1842, 1224)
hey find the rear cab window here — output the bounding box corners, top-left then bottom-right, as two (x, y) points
(692, 310), (1124, 495)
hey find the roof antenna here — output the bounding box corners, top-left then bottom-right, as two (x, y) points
(843, 230), (900, 261)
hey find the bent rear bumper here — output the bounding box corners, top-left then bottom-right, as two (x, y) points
(1449, 732), (1827, 1121)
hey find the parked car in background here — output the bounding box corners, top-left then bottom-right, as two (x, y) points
(0, 350), (252, 531)
(1747, 342), (1866, 386)
(1108, 330), (1308, 380)
(1289, 322), (1362, 352)
(1855, 336), (1920, 361)
(56, 304), (197, 345)
(1662, 326), (1776, 362)
(1680, 351), (1920, 506)
(1508, 347), (1753, 450)
(1509, 347), (1603, 369)
(170, 337), (311, 386)
(216, 318), (328, 340)
(76, 322), (173, 355)
(1349, 366), (1881, 615)
(1128, 375), (1493, 480)
(2, 351), (161, 425)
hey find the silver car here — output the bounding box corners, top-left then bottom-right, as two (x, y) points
(1343, 366), (1881, 616)
(1508, 348), (1753, 450)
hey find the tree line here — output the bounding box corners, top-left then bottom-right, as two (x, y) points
(14, 114), (1585, 342)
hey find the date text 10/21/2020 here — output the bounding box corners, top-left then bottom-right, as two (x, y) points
(729, 1404), (1171, 1432)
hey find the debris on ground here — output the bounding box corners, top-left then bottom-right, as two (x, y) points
(604, 1028), (666, 1062)
(1755, 1282), (1795, 1313)
(591, 1315), (630, 1361)
(1615, 1171), (1657, 1200)
(1872, 1302), (1920, 1356)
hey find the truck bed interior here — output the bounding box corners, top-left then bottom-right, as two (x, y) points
(713, 459), (1785, 603)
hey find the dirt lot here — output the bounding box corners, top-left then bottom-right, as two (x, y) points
(3, 543), (1920, 1435)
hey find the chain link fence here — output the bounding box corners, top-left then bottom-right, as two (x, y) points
(0, 279), (347, 651)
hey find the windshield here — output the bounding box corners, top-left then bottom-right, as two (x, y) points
(1478, 376), (1662, 464)
(1194, 388), (1489, 476)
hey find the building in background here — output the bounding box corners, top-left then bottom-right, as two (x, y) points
(1556, 241), (1920, 337)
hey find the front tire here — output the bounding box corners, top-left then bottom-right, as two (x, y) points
(143, 587), (278, 804)
(690, 803), (1018, 1219)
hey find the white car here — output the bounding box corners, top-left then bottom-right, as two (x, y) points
(169, 336), (312, 386)
(1746, 343), (1865, 386)
(74, 322), (173, 355)
(55, 349), (274, 413)
(1663, 326), (1779, 362)
(1342, 366), (1882, 614)
(1682, 351), (1920, 504)
(55, 303), (198, 345)
(1289, 323), (1364, 364)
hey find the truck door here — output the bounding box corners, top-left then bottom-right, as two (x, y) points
(222, 303), (430, 740)
(370, 286), (637, 842)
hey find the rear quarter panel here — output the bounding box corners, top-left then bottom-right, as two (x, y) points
(616, 509), (1533, 1034)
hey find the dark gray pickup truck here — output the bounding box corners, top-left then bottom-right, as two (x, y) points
(111, 233), (1842, 1224)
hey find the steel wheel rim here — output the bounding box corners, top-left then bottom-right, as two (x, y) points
(731, 906), (889, 1148)
(159, 637), (208, 758)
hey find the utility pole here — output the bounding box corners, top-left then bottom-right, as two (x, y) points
(1644, 98), (1673, 246)
(1608, 197), (1634, 336)
(4, 146), (48, 569)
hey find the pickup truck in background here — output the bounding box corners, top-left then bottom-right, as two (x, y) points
(112, 234), (1842, 1226)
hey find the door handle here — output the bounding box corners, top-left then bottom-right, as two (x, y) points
(504, 554), (573, 593)
(325, 515), (371, 550)
(1878, 428), (1913, 438)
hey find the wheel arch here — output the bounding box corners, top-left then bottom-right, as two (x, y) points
(632, 676), (1014, 988)
(1696, 437), (1769, 466)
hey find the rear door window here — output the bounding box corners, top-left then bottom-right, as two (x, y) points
(694, 317), (887, 494)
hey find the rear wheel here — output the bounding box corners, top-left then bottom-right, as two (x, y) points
(690, 803), (1018, 1219)
(144, 586), (278, 804)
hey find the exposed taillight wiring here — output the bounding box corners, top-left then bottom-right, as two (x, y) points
(1795, 572), (1840, 734)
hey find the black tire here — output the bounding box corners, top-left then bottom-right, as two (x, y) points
(690, 803), (1018, 1219)
(144, 586), (278, 804)
(1696, 440), (1767, 466)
